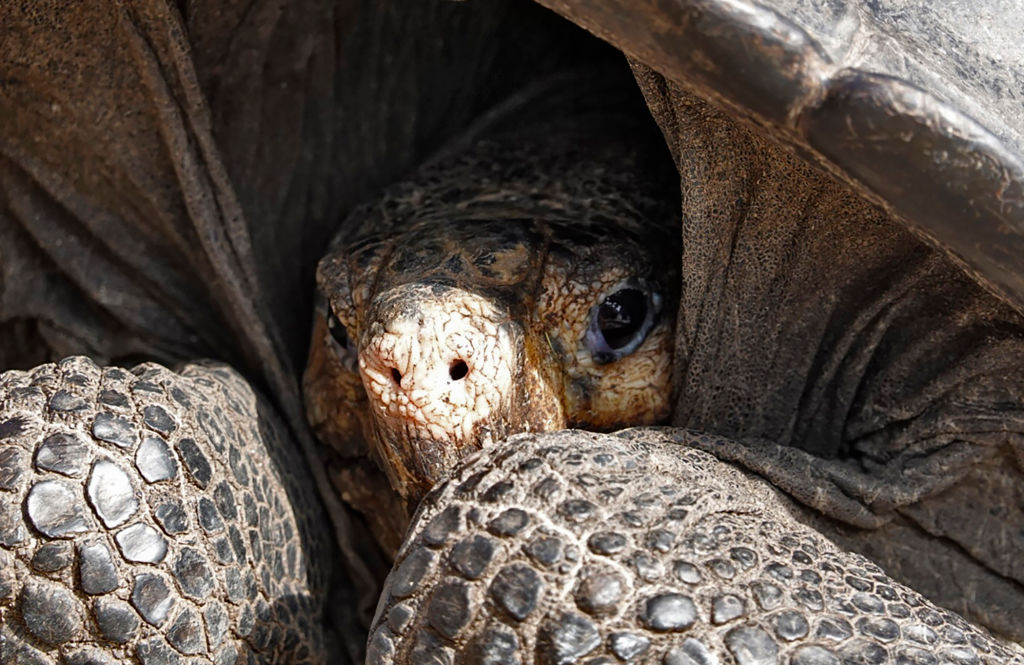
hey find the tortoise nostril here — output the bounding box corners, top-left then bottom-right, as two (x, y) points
(449, 359), (468, 381)
(390, 368), (402, 386)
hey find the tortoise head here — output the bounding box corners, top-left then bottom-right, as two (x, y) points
(303, 113), (679, 512)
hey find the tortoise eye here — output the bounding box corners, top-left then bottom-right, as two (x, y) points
(584, 281), (662, 364)
(597, 289), (647, 348)
(326, 309), (350, 350)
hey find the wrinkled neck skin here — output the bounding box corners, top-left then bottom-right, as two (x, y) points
(304, 90), (680, 555)
(633, 66), (1024, 640)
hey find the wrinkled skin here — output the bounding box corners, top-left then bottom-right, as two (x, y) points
(3, 1), (1024, 663)
(304, 81), (680, 552)
(308, 73), (1024, 656)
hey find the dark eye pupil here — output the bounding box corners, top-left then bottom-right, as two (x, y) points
(597, 288), (647, 349)
(327, 310), (349, 349)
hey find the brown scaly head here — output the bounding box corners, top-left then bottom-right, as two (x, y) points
(304, 82), (680, 550)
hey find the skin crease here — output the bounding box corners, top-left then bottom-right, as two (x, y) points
(303, 102), (680, 555)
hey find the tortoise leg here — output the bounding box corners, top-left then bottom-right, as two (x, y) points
(0, 357), (345, 665)
(369, 429), (1024, 664)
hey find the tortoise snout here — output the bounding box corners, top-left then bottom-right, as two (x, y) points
(358, 285), (518, 491)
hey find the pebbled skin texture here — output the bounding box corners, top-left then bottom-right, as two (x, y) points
(369, 429), (1024, 665)
(2, 4), (1024, 665)
(305, 71), (1024, 659)
(302, 71), (1024, 655)
(304, 74), (681, 553)
(0, 356), (335, 665)
(630, 69), (1024, 641)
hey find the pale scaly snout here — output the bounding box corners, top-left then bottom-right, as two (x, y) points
(357, 283), (517, 497)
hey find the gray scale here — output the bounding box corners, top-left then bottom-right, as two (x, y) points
(86, 459), (138, 528)
(20, 580), (84, 645)
(196, 497), (223, 532)
(92, 598), (140, 644)
(673, 561), (702, 585)
(587, 532), (626, 556)
(707, 558), (735, 580)
(632, 551), (664, 581)
(34, 433), (88, 477)
(49, 390), (88, 413)
(65, 647), (118, 665)
(472, 626), (520, 665)
(77, 541), (119, 595)
(26, 479), (91, 538)
(815, 617), (853, 641)
(647, 529), (675, 553)
(487, 508), (529, 537)
(389, 547), (436, 598)
(609, 632), (651, 661)
(857, 616), (901, 643)
(837, 639), (888, 664)
(236, 602), (255, 636)
(165, 607), (206, 655)
(489, 563), (542, 620)
(31, 541), (72, 573)
(723, 626), (778, 665)
(91, 413), (137, 449)
(427, 579), (473, 639)
(449, 534), (496, 579)
(538, 612), (601, 663)
(558, 498), (596, 523)
(142, 405), (176, 435)
(131, 573), (176, 626)
(662, 638), (716, 665)
(97, 389), (129, 410)
(135, 435), (178, 483)
(387, 603), (414, 634)
(0, 446), (26, 490)
(173, 547), (215, 599)
(525, 534), (562, 566)
(135, 637), (185, 665)
(228, 446), (249, 486)
(212, 536), (234, 565)
(0, 627), (54, 665)
(154, 501), (189, 535)
(422, 505), (461, 546)
(203, 601), (230, 649)
(223, 567), (246, 603)
(729, 547), (757, 571)
(790, 645), (841, 665)
(793, 586), (825, 611)
(575, 568), (625, 615)
(904, 623), (939, 646)
(116, 523), (168, 563)
(212, 483), (236, 520)
(175, 438), (212, 488)
(710, 594), (746, 624)
(642, 594), (699, 632)
(774, 610), (809, 641)
(366, 431), (1024, 664)
(851, 591), (886, 615)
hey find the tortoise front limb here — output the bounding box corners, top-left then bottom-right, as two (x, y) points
(0, 357), (351, 664)
(368, 430), (1023, 664)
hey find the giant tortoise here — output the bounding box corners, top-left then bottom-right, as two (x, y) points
(1, 1), (1023, 664)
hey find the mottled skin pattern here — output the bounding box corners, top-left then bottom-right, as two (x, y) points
(302, 85), (1024, 663)
(3, 73), (1024, 665)
(304, 104), (680, 553)
(369, 431), (1024, 664)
